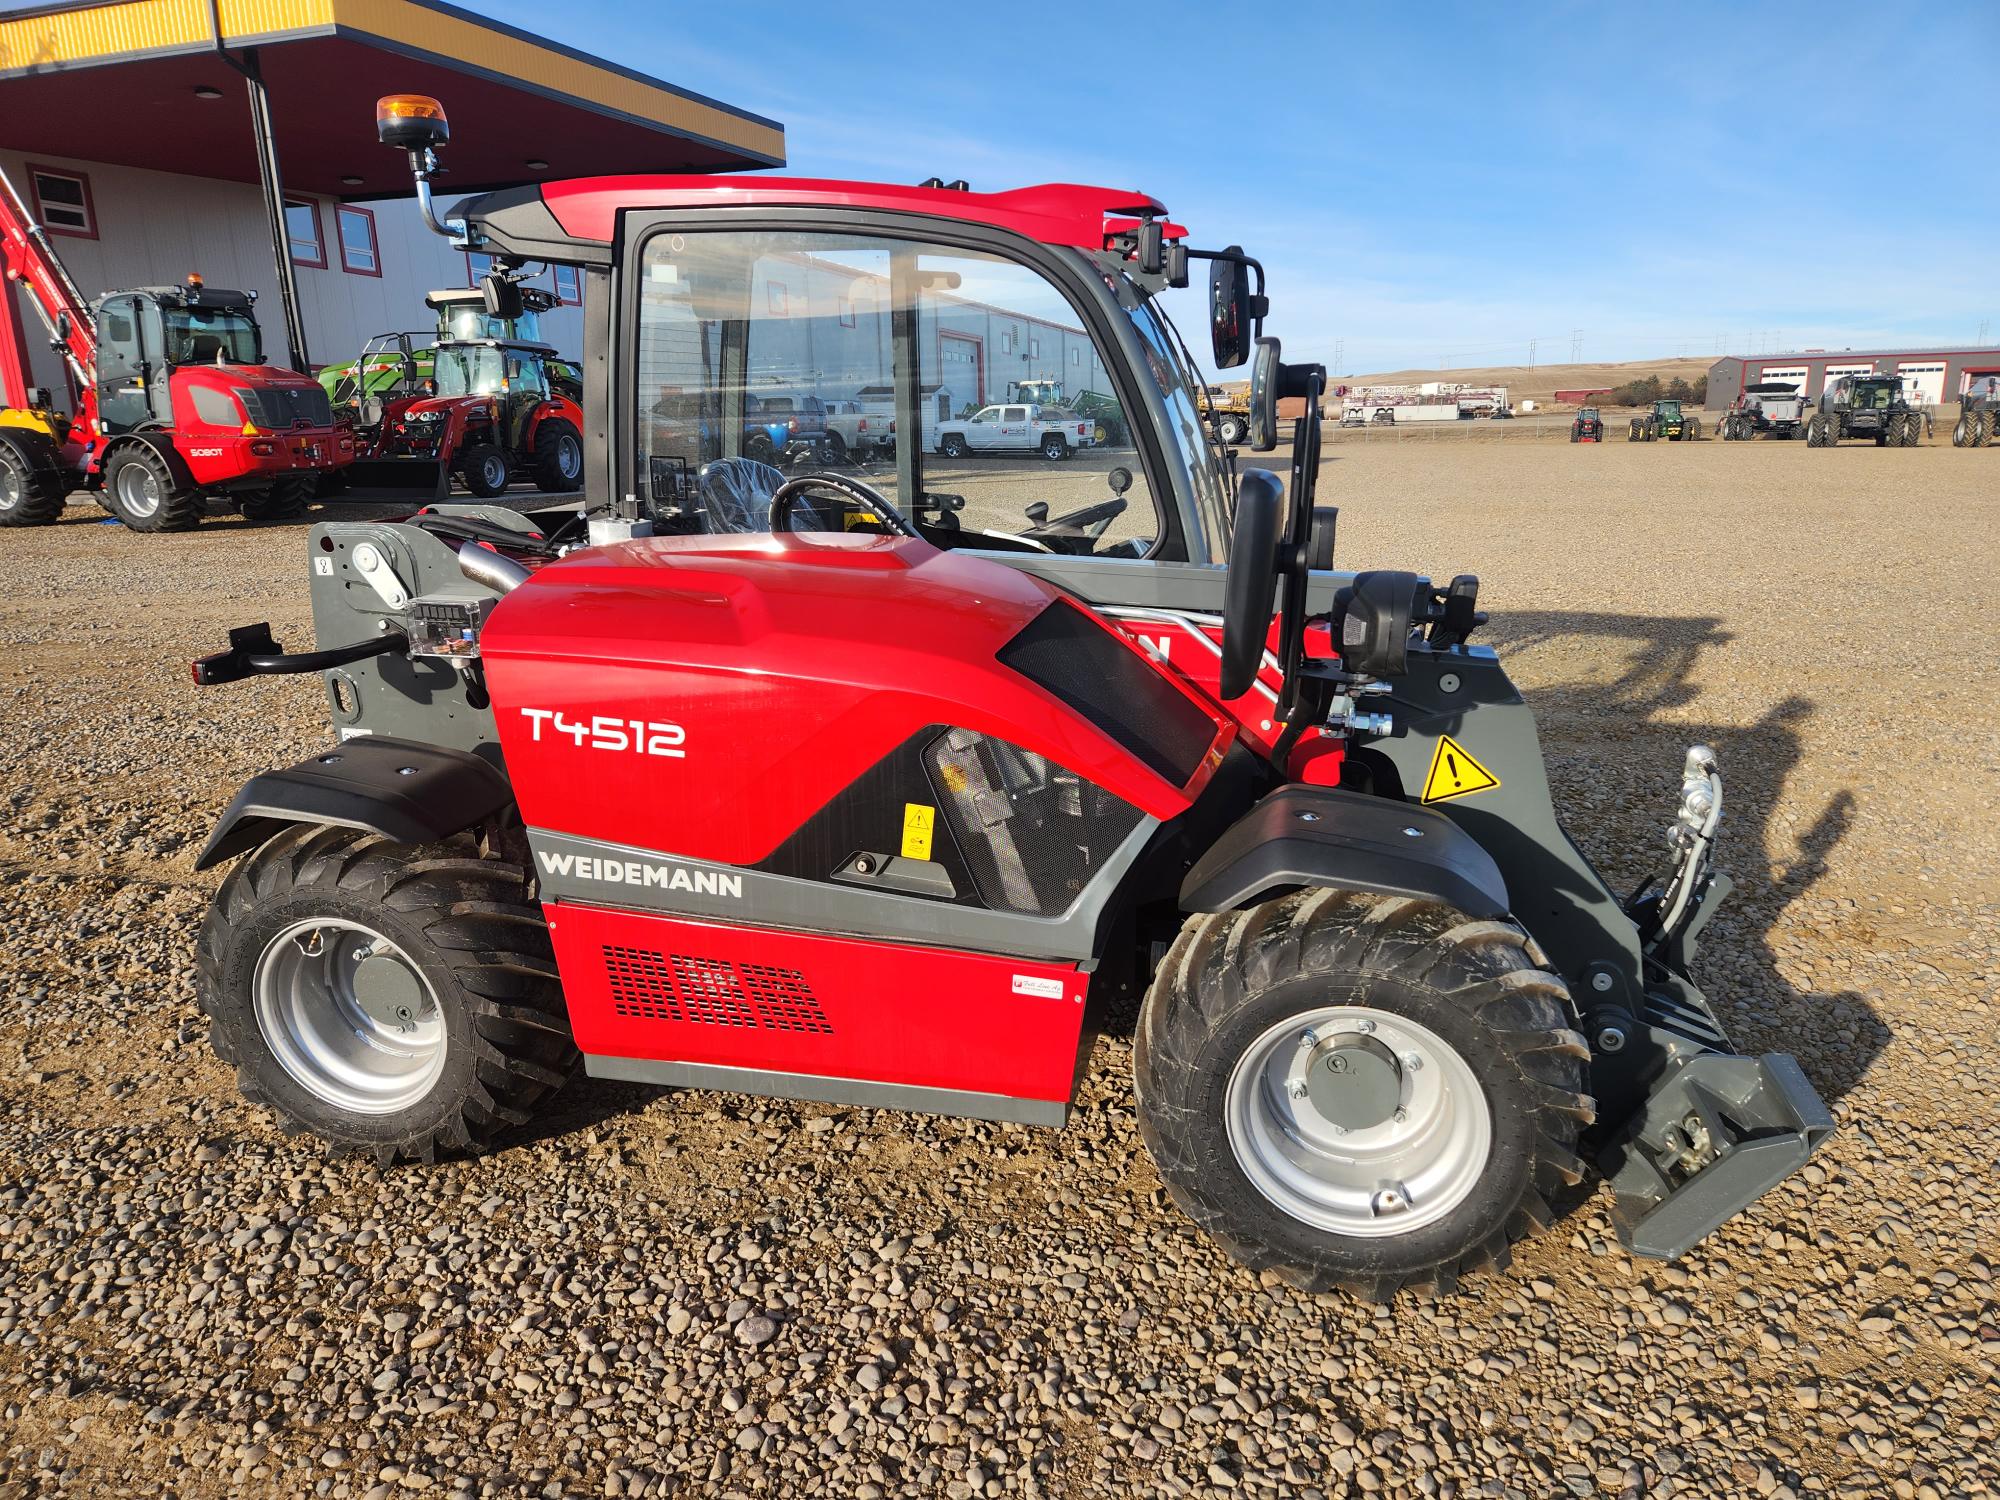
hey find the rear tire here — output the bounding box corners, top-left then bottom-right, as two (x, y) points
(1039, 433), (1069, 461)
(1134, 892), (1590, 1299)
(1218, 414), (1249, 446)
(1685, 417), (1702, 441)
(1974, 412), (1992, 448)
(196, 826), (578, 1165)
(459, 443), (511, 498)
(0, 432), (66, 527)
(103, 443), (204, 531)
(530, 419), (584, 493)
(1806, 414), (1830, 447)
(236, 475), (314, 521)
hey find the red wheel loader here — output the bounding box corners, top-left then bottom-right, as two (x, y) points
(0, 164), (350, 532)
(185, 95), (1831, 1299)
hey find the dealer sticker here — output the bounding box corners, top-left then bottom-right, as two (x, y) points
(1011, 974), (1066, 1000)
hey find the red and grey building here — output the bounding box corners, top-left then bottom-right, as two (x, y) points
(1705, 347), (2000, 412)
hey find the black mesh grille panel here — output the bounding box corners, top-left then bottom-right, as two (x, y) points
(926, 729), (1144, 917)
(605, 948), (832, 1034)
(997, 602), (1215, 785)
(242, 383), (333, 430)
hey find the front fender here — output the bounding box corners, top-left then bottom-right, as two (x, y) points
(194, 735), (513, 871)
(1178, 784), (1509, 919)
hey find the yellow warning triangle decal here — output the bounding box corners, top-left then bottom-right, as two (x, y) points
(1420, 734), (1501, 804)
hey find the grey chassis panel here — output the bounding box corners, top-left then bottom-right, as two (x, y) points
(584, 1054), (1069, 1128)
(527, 818), (1160, 964)
(307, 516), (505, 763)
(987, 555), (1350, 615)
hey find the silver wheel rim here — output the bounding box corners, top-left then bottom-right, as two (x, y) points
(115, 461), (161, 518)
(482, 455), (507, 489)
(1224, 1005), (1492, 1238)
(558, 435), (581, 479)
(253, 918), (446, 1114)
(0, 459), (21, 508)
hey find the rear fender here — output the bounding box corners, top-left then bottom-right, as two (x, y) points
(195, 734), (514, 870)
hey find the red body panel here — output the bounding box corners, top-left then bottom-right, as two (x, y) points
(167, 366), (352, 484)
(480, 532), (1231, 865)
(541, 176), (1171, 250)
(548, 904), (1089, 1104)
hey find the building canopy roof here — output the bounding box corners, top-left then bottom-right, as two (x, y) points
(0, 0), (784, 197)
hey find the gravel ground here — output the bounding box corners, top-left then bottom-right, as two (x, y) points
(0, 441), (1995, 1500)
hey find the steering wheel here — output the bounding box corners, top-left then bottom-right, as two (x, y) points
(769, 471), (920, 538)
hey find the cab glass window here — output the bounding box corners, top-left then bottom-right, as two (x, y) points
(635, 228), (1159, 558)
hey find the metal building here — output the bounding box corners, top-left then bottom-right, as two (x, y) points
(1705, 347), (2000, 412)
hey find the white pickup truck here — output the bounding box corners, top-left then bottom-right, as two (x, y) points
(936, 403), (1092, 461)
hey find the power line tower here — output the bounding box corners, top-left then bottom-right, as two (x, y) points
(1981, 319), (1991, 345)
(1528, 337), (1536, 371)
(1570, 329), (1582, 362)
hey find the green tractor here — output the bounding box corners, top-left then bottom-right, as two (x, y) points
(319, 285), (574, 410)
(1006, 378), (1130, 446)
(1628, 399), (1702, 442)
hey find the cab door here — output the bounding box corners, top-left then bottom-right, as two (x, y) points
(95, 295), (170, 433)
(998, 404), (1032, 449)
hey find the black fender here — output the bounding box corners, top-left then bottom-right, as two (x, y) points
(1178, 784), (1509, 920)
(102, 430), (199, 492)
(194, 735), (514, 871)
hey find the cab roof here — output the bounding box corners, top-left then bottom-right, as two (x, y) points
(524, 176), (1179, 249)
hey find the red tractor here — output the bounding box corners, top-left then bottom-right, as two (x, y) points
(0, 164), (349, 532)
(185, 95), (1830, 1299)
(1569, 406), (1604, 442)
(335, 282), (585, 497)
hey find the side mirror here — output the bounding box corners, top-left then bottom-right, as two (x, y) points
(54, 310), (71, 343)
(1137, 220), (1164, 276)
(1164, 243), (1189, 289)
(1209, 252), (1252, 369)
(1219, 468), (1284, 700)
(1248, 335), (1281, 451)
(482, 273), (525, 322)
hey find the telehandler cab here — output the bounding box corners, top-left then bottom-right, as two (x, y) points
(188, 94), (1831, 1298)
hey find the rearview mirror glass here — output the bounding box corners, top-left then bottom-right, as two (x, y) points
(481, 272), (525, 322)
(1209, 251), (1252, 369)
(1249, 336), (1281, 450)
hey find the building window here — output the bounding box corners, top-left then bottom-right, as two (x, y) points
(838, 296), (856, 329)
(29, 165), (96, 239)
(336, 205), (379, 276)
(553, 263), (580, 304)
(466, 251), (496, 284)
(766, 282), (788, 316)
(286, 198), (326, 267)
(1070, 346), (1080, 366)
(1029, 337), (1041, 360)
(999, 330), (1015, 355)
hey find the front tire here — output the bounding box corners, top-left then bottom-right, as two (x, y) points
(459, 443), (511, 498)
(1218, 414), (1249, 446)
(236, 475), (315, 521)
(1806, 414), (1831, 447)
(530, 419), (584, 492)
(103, 444), (204, 531)
(1134, 892), (1590, 1299)
(940, 434), (970, 459)
(196, 827), (577, 1164)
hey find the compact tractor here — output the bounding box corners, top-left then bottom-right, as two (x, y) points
(1627, 400), (1701, 442)
(1805, 374), (1923, 447)
(187, 94), (1830, 1299)
(1951, 373), (1997, 449)
(331, 280), (584, 497)
(0, 165), (348, 531)
(1569, 406), (1604, 442)
(1720, 382), (1811, 441)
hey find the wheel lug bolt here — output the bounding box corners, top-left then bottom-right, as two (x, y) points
(1355, 1019), (1376, 1034)
(1298, 1030), (1317, 1048)
(1402, 1053), (1423, 1071)
(1393, 1108), (1408, 1123)
(1286, 1080), (1309, 1100)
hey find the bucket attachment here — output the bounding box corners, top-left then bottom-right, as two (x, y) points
(1600, 1050), (1834, 1260)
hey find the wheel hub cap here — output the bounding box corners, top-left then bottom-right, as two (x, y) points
(117, 464), (161, 517)
(253, 918), (445, 1114)
(1225, 1005), (1493, 1237)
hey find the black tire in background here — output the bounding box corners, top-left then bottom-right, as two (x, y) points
(236, 475), (315, 521)
(1134, 891), (1590, 1299)
(459, 443), (511, 498)
(530, 419), (584, 492)
(0, 432), (66, 527)
(940, 434), (970, 458)
(1039, 433), (1069, 461)
(102, 443), (205, 531)
(1218, 414), (1249, 446)
(196, 826), (578, 1165)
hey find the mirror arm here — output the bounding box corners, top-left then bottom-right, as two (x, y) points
(407, 147), (470, 245)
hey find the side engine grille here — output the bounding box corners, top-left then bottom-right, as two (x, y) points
(603, 946), (832, 1034)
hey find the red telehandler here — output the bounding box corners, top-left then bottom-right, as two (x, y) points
(0, 163), (350, 532)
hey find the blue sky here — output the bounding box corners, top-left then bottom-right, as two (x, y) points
(465, 0), (1993, 374)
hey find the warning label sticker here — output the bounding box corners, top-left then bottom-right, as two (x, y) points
(1420, 735), (1501, 804)
(900, 802), (936, 860)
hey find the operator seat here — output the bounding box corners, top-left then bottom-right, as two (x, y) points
(188, 333), (225, 362)
(697, 456), (832, 533)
